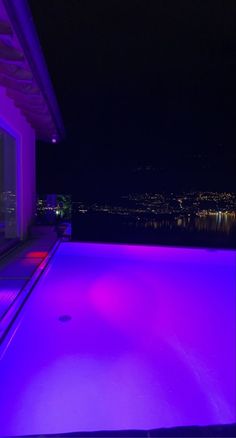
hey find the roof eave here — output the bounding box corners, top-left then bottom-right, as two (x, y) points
(2, 0), (65, 142)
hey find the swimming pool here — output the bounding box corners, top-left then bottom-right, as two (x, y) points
(0, 242), (235, 436)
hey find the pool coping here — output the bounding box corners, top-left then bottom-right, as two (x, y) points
(0, 239), (60, 346)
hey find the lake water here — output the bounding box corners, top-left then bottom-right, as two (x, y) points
(71, 211), (236, 248)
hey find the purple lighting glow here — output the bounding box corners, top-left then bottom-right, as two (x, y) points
(0, 242), (235, 436)
(52, 137), (57, 143)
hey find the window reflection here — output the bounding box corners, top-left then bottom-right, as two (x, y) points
(0, 128), (18, 250)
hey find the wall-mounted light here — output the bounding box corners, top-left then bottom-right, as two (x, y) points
(52, 138), (57, 144)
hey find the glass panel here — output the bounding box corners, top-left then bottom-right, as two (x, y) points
(0, 128), (18, 250)
(0, 131), (4, 241)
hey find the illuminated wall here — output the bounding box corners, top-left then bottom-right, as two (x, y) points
(0, 86), (35, 239)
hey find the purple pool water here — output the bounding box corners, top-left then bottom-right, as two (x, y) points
(0, 242), (235, 436)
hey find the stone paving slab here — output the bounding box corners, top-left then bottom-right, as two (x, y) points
(0, 279), (27, 320)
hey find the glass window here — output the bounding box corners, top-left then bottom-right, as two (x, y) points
(0, 128), (18, 251)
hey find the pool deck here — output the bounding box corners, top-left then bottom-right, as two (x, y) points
(0, 226), (58, 341)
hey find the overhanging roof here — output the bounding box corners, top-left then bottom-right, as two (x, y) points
(0, 0), (64, 142)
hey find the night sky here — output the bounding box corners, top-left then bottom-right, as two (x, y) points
(29, 0), (236, 199)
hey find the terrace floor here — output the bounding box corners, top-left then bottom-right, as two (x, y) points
(0, 242), (235, 436)
(0, 226), (58, 337)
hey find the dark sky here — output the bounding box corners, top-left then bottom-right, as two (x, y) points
(29, 0), (236, 198)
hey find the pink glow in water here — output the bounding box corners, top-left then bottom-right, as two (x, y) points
(0, 242), (235, 436)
